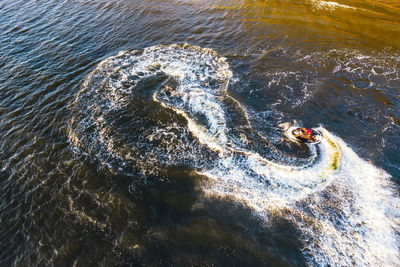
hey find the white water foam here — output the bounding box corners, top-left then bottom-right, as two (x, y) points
(70, 44), (400, 265)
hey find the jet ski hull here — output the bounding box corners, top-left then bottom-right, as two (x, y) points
(287, 127), (322, 144)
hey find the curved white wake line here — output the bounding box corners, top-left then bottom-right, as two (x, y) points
(200, 128), (339, 206)
(200, 129), (399, 266)
(71, 44), (400, 266)
(302, 135), (400, 266)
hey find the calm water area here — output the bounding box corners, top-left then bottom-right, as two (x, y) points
(1, 0), (400, 266)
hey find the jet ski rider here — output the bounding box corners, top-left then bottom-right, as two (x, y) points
(293, 127), (316, 142)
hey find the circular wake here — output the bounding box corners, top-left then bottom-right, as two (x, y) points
(69, 44), (399, 265)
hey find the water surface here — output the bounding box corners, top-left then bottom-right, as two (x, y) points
(1, 0), (400, 266)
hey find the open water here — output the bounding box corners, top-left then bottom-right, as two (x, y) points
(1, 0), (400, 266)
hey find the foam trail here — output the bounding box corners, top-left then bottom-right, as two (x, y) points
(200, 128), (339, 208)
(70, 44), (400, 265)
(202, 130), (399, 265)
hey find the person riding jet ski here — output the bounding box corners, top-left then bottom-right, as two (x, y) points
(291, 127), (322, 144)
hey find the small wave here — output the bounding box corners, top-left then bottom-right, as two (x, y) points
(310, 0), (356, 11)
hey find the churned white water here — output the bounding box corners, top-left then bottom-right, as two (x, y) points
(70, 44), (400, 265)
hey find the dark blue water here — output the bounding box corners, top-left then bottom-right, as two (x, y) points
(1, 0), (400, 266)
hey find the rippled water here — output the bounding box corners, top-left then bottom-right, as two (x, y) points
(1, 0), (400, 266)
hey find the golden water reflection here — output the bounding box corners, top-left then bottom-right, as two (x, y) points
(208, 0), (400, 49)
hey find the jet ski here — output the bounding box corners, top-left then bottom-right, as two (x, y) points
(287, 127), (322, 144)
